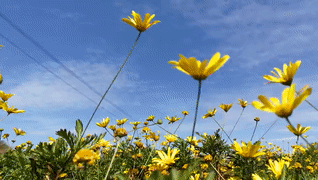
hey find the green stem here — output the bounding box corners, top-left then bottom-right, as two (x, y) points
(155, 124), (174, 135)
(296, 91), (318, 111)
(229, 108), (245, 138)
(221, 113), (227, 138)
(212, 117), (233, 144)
(296, 136), (299, 145)
(138, 145), (156, 178)
(174, 114), (187, 134)
(57, 32), (142, 175)
(258, 118), (278, 141)
(0, 114), (9, 122)
(250, 121), (258, 141)
(81, 31), (142, 140)
(104, 128), (114, 138)
(191, 80), (202, 141)
(104, 138), (121, 180)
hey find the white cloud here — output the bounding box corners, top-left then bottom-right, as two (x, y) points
(169, 0), (318, 69)
(8, 59), (142, 110)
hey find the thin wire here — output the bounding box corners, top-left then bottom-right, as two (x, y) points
(0, 12), (138, 122)
(0, 32), (117, 117)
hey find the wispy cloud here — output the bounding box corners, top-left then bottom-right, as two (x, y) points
(170, 0), (318, 69)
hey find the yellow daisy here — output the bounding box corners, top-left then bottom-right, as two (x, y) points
(122, 11), (160, 32)
(263, 60), (302, 86)
(252, 84), (312, 118)
(169, 52), (230, 81)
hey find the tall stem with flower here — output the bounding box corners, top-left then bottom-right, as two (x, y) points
(169, 52), (230, 141)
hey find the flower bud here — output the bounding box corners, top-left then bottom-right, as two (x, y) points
(157, 119), (163, 125)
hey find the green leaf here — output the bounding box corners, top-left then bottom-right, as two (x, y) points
(56, 129), (75, 150)
(75, 119), (83, 137)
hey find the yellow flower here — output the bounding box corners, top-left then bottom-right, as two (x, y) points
(292, 145), (306, 153)
(294, 162), (302, 169)
(122, 11), (160, 32)
(232, 141), (265, 158)
(263, 60), (301, 86)
(282, 156), (292, 162)
(96, 117), (110, 128)
(202, 108), (217, 119)
(13, 127), (26, 136)
(186, 136), (201, 146)
(254, 117), (260, 122)
(0, 100), (5, 110)
(164, 134), (178, 143)
(182, 111), (189, 115)
(161, 141), (168, 146)
(152, 147), (180, 166)
(97, 139), (111, 148)
(58, 173), (68, 178)
(252, 174), (263, 180)
(165, 115), (182, 124)
(204, 154), (213, 162)
(190, 174), (200, 180)
(73, 149), (98, 165)
(252, 84), (312, 118)
(0, 71), (2, 85)
(130, 121), (141, 126)
(287, 124), (311, 136)
(2, 133), (9, 139)
(146, 115), (155, 121)
(182, 164), (189, 169)
(26, 140), (32, 145)
(307, 166), (314, 173)
(2, 103), (25, 115)
(220, 166), (228, 172)
(0, 91), (15, 101)
(142, 126), (152, 133)
(267, 159), (290, 179)
(134, 141), (144, 148)
(114, 128), (128, 138)
(108, 125), (116, 131)
(116, 118), (128, 126)
(169, 52), (230, 81)
(144, 132), (160, 141)
(200, 163), (209, 170)
(238, 99), (248, 108)
(219, 103), (233, 112)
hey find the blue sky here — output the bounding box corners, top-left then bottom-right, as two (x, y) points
(0, 0), (318, 151)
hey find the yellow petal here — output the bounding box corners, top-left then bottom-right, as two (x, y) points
(292, 87), (312, 110)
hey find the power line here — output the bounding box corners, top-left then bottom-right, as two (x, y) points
(0, 32), (119, 117)
(0, 12), (138, 122)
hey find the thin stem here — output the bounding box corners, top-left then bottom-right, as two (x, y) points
(221, 113), (227, 138)
(285, 117), (310, 146)
(81, 32), (142, 140)
(0, 114), (9, 122)
(258, 118), (278, 141)
(174, 114), (187, 134)
(229, 108), (245, 137)
(250, 121), (258, 141)
(155, 123), (174, 135)
(210, 163), (226, 180)
(191, 80), (202, 141)
(104, 138), (121, 180)
(296, 136), (299, 145)
(128, 130), (136, 147)
(104, 128), (114, 138)
(212, 117), (233, 144)
(138, 145), (156, 178)
(296, 91), (318, 111)
(57, 33), (142, 175)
